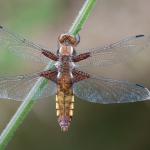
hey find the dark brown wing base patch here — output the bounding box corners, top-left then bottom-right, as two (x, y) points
(39, 69), (58, 82)
(72, 52), (91, 62)
(39, 69), (90, 84)
(42, 49), (59, 61)
(72, 69), (90, 83)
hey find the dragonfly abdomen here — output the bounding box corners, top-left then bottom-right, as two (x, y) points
(56, 74), (74, 131)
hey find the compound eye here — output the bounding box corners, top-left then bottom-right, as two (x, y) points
(58, 35), (66, 43)
(68, 37), (75, 45)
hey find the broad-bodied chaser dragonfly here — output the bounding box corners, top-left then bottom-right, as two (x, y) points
(0, 26), (150, 131)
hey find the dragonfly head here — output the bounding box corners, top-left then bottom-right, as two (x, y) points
(58, 33), (77, 46)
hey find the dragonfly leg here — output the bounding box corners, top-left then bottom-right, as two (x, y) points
(75, 31), (80, 46)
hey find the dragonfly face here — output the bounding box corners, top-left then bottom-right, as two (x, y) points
(58, 33), (77, 46)
(0, 26), (150, 131)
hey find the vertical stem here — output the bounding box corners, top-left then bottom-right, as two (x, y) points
(69, 0), (96, 35)
(0, 0), (97, 149)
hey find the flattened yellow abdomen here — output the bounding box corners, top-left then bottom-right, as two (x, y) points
(56, 83), (74, 131)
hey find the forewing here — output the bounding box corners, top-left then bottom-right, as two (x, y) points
(0, 26), (55, 64)
(0, 72), (56, 101)
(74, 73), (150, 104)
(76, 35), (150, 66)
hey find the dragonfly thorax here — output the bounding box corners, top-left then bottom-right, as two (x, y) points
(55, 55), (75, 78)
(59, 45), (74, 55)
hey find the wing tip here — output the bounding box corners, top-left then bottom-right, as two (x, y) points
(135, 35), (145, 38)
(0, 26), (2, 28)
(135, 83), (145, 88)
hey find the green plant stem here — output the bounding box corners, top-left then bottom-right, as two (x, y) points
(69, 0), (96, 35)
(0, 0), (97, 149)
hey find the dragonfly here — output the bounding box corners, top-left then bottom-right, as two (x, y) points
(0, 26), (150, 131)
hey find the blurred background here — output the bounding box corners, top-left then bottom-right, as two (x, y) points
(0, 0), (150, 149)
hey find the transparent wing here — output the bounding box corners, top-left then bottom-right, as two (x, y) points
(74, 73), (150, 104)
(76, 35), (150, 66)
(0, 26), (55, 64)
(0, 72), (56, 101)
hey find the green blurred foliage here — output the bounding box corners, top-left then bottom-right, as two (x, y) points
(1, 0), (150, 150)
(0, 0), (69, 33)
(0, 0), (69, 75)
